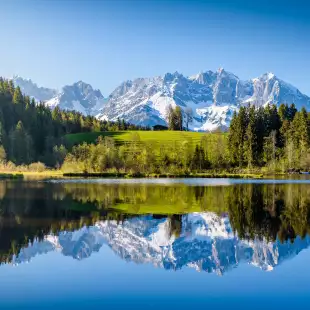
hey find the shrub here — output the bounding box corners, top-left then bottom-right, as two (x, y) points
(28, 162), (46, 172)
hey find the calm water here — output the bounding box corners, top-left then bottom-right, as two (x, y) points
(0, 178), (310, 309)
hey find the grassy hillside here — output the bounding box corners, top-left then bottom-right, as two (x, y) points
(65, 130), (226, 147)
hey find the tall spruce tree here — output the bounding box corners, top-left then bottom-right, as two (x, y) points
(244, 106), (256, 168)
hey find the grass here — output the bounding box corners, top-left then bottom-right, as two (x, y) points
(0, 170), (63, 180)
(65, 130), (226, 147)
(20, 171), (64, 179)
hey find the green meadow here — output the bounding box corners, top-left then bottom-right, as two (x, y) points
(65, 130), (226, 147)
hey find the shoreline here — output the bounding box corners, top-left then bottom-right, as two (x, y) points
(62, 172), (264, 179)
(0, 171), (308, 180)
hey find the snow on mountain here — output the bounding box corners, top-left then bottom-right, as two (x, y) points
(99, 69), (310, 131)
(11, 76), (107, 116)
(11, 70), (310, 130)
(12, 75), (57, 102)
(9, 213), (310, 275)
(45, 81), (108, 116)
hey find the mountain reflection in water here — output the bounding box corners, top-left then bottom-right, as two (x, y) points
(11, 213), (310, 275)
(1, 180), (310, 276)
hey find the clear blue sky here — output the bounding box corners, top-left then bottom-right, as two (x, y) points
(0, 0), (310, 95)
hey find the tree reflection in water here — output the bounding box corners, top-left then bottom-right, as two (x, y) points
(0, 181), (309, 273)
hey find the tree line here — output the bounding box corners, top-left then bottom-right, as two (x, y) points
(228, 103), (310, 170)
(0, 77), (149, 167)
(63, 103), (310, 174)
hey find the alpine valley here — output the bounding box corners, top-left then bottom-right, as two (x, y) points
(12, 69), (310, 131)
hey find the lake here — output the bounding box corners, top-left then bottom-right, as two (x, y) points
(0, 178), (310, 309)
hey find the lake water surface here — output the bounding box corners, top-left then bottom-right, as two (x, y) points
(0, 178), (310, 309)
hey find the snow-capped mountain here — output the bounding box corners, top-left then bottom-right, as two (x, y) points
(99, 69), (310, 131)
(12, 75), (57, 102)
(12, 77), (107, 116)
(11, 70), (310, 130)
(45, 81), (108, 116)
(9, 212), (310, 275)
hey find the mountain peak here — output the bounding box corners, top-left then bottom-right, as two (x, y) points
(74, 80), (92, 87)
(218, 67), (225, 73)
(163, 71), (183, 82)
(100, 69), (310, 131)
(259, 72), (276, 80)
(45, 80), (106, 115)
(267, 72), (275, 79)
(12, 75), (57, 102)
(10, 71), (310, 131)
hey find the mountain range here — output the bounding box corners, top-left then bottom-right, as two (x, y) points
(9, 212), (310, 275)
(11, 70), (310, 131)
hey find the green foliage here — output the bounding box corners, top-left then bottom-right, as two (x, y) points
(0, 77), (149, 166)
(62, 133), (228, 174)
(9, 121), (33, 165)
(229, 103), (310, 171)
(166, 105), (183, 130)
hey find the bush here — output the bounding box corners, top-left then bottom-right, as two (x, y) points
(0, 161), (16, 172)
(28, 162), (46, 172)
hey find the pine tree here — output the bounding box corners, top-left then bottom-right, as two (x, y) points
(264, 130), (277, 170)
(291, 109), (309, 168)
(8, 80), (15, 96)
(288, 103), (297, 121)
(245, 123), (255, 168)
(236, 106), (247, 166)
(9, 121), (33, 164)
(244, 105), (258, 168)
(279, 103), (289, 121)
(255, 106), (265, 163)
(228, 111), (238, 165)
(13, 87), (23, 104)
